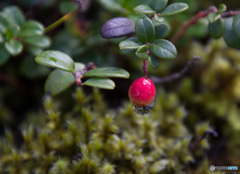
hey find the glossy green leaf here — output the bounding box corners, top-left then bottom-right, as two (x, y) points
(148, 0), (168, 12)
(218, 4), (226, 13)
(119, 40), (140, 49)
(0, 44), (10, 66)
(161, 3), (189, 16)
(4, 40), (23, 56)
(223, 17), (240, 48)
(35, 50), (75, 72)
(0, 12), (9, 33)
(208, 13), (221, 23)
(134, 5), (156, 14)
(44, 62), (85, 96)
(44, 69), (75, 96)
(98, 0), (125, 13)
(136, 45), (148, 60)
(154, 14), (165, 23)
(149, 39), (177, 59)
(84, 67), (130, 78)
(2, 6), (25, 26)
(22, 35), (50, 48)
(149, 55), (159, 69)
(135, 17), (155, 43)
(17, 21), (44, 37)
(119, 37), (140, 54)
(233, 14), (240, 39)
(154, 23), (169, 39)
(83, 78), (115, 90)
(5, 24), (20, 40)
(208, 18), (223, 39)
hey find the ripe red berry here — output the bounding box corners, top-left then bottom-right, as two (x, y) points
(128, 77), (156, 107)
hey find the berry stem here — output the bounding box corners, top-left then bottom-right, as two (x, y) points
(142, 60), (148, 78)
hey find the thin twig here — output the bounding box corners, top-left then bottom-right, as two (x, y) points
(142, 60), (148, 78)
(221, 10), (240, 18)
(150, 56), (200, 84)
(73, 62), (96, 86)
(188, 130), (218, 151)
(171, 6), (218, 45)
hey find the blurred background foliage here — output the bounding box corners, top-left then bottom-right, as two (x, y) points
(1, 0), (240, 173)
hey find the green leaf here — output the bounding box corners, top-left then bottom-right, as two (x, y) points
(22, 35), (50, 48)
(4, 40), (23, 56)
(136, 45), (148, 60)
(134, 5), (156, 14)
(154, 14), (165, 23)
(149, 39), (177, 59)
(148, 0), (168, 12)
(161, 3), (189, 16)
(98, 0), (125, 13)
(223, 17), (240, 48)
(149, 55), (159, 69)
(59, 1), (78, 14)
(233, 14), (240, 39)
(83, 78), (115, 90)
(84, 67), (130, 78)
(35, 50), (75, 72)
(119, 40), (140, 49)
(0, 44), (10, 66)
(218, 4), (226, 13)
(0, 33), (4, 43)
(2, 6), (25, 26)
(119, 37), (140, 54)
(208, 18), (223, 39)
(135, 17), (155, 43)
(0, 12), (10, 33)
(44, 69), (75, 96)
(27, 46), (43, 56)
(208, 13), (221, 23)
(17, 21), (44, 37)
(44, 62), (85, 96)
(154, 23), (169, 39)
(5, 24), (20, 40)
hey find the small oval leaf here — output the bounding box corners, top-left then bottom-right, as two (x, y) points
(134, 5), (156, 14)
(208, 13), (221, 23)
(101, 17), (135, 38)
(119, 37), (140, 54)
(233, 14), (240, 39)
(22, 35), (50, 48)
(209, 18), (223, 39)
(17, 21), (44, 37)
(154, 23), (169, 39)
(161, 3), (189, 16)
(2, 6), (25, 26)
(149, 39), (177, 59)
(135, 17), (155, 43)
(4, 40), (23, 56)
(154, 14), (165, 23)
(136, 45), (148, 60)
(44, 62), (85, 96)
(218, 4), (227, 13)
(35, 50), (75, 72)
(149, 55), (159, 69)
(223, 17), (240, 48)
(83, 78), (115, 90)
(83, 67), (130, 78)
(148, 0), (168, 12)
(119, 40), (140, 49)
(44, 69), (75, 96)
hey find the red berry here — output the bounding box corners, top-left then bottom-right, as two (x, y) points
(128, 77), (156, 107)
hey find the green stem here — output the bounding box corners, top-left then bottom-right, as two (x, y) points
(44, 10), (77, 33)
